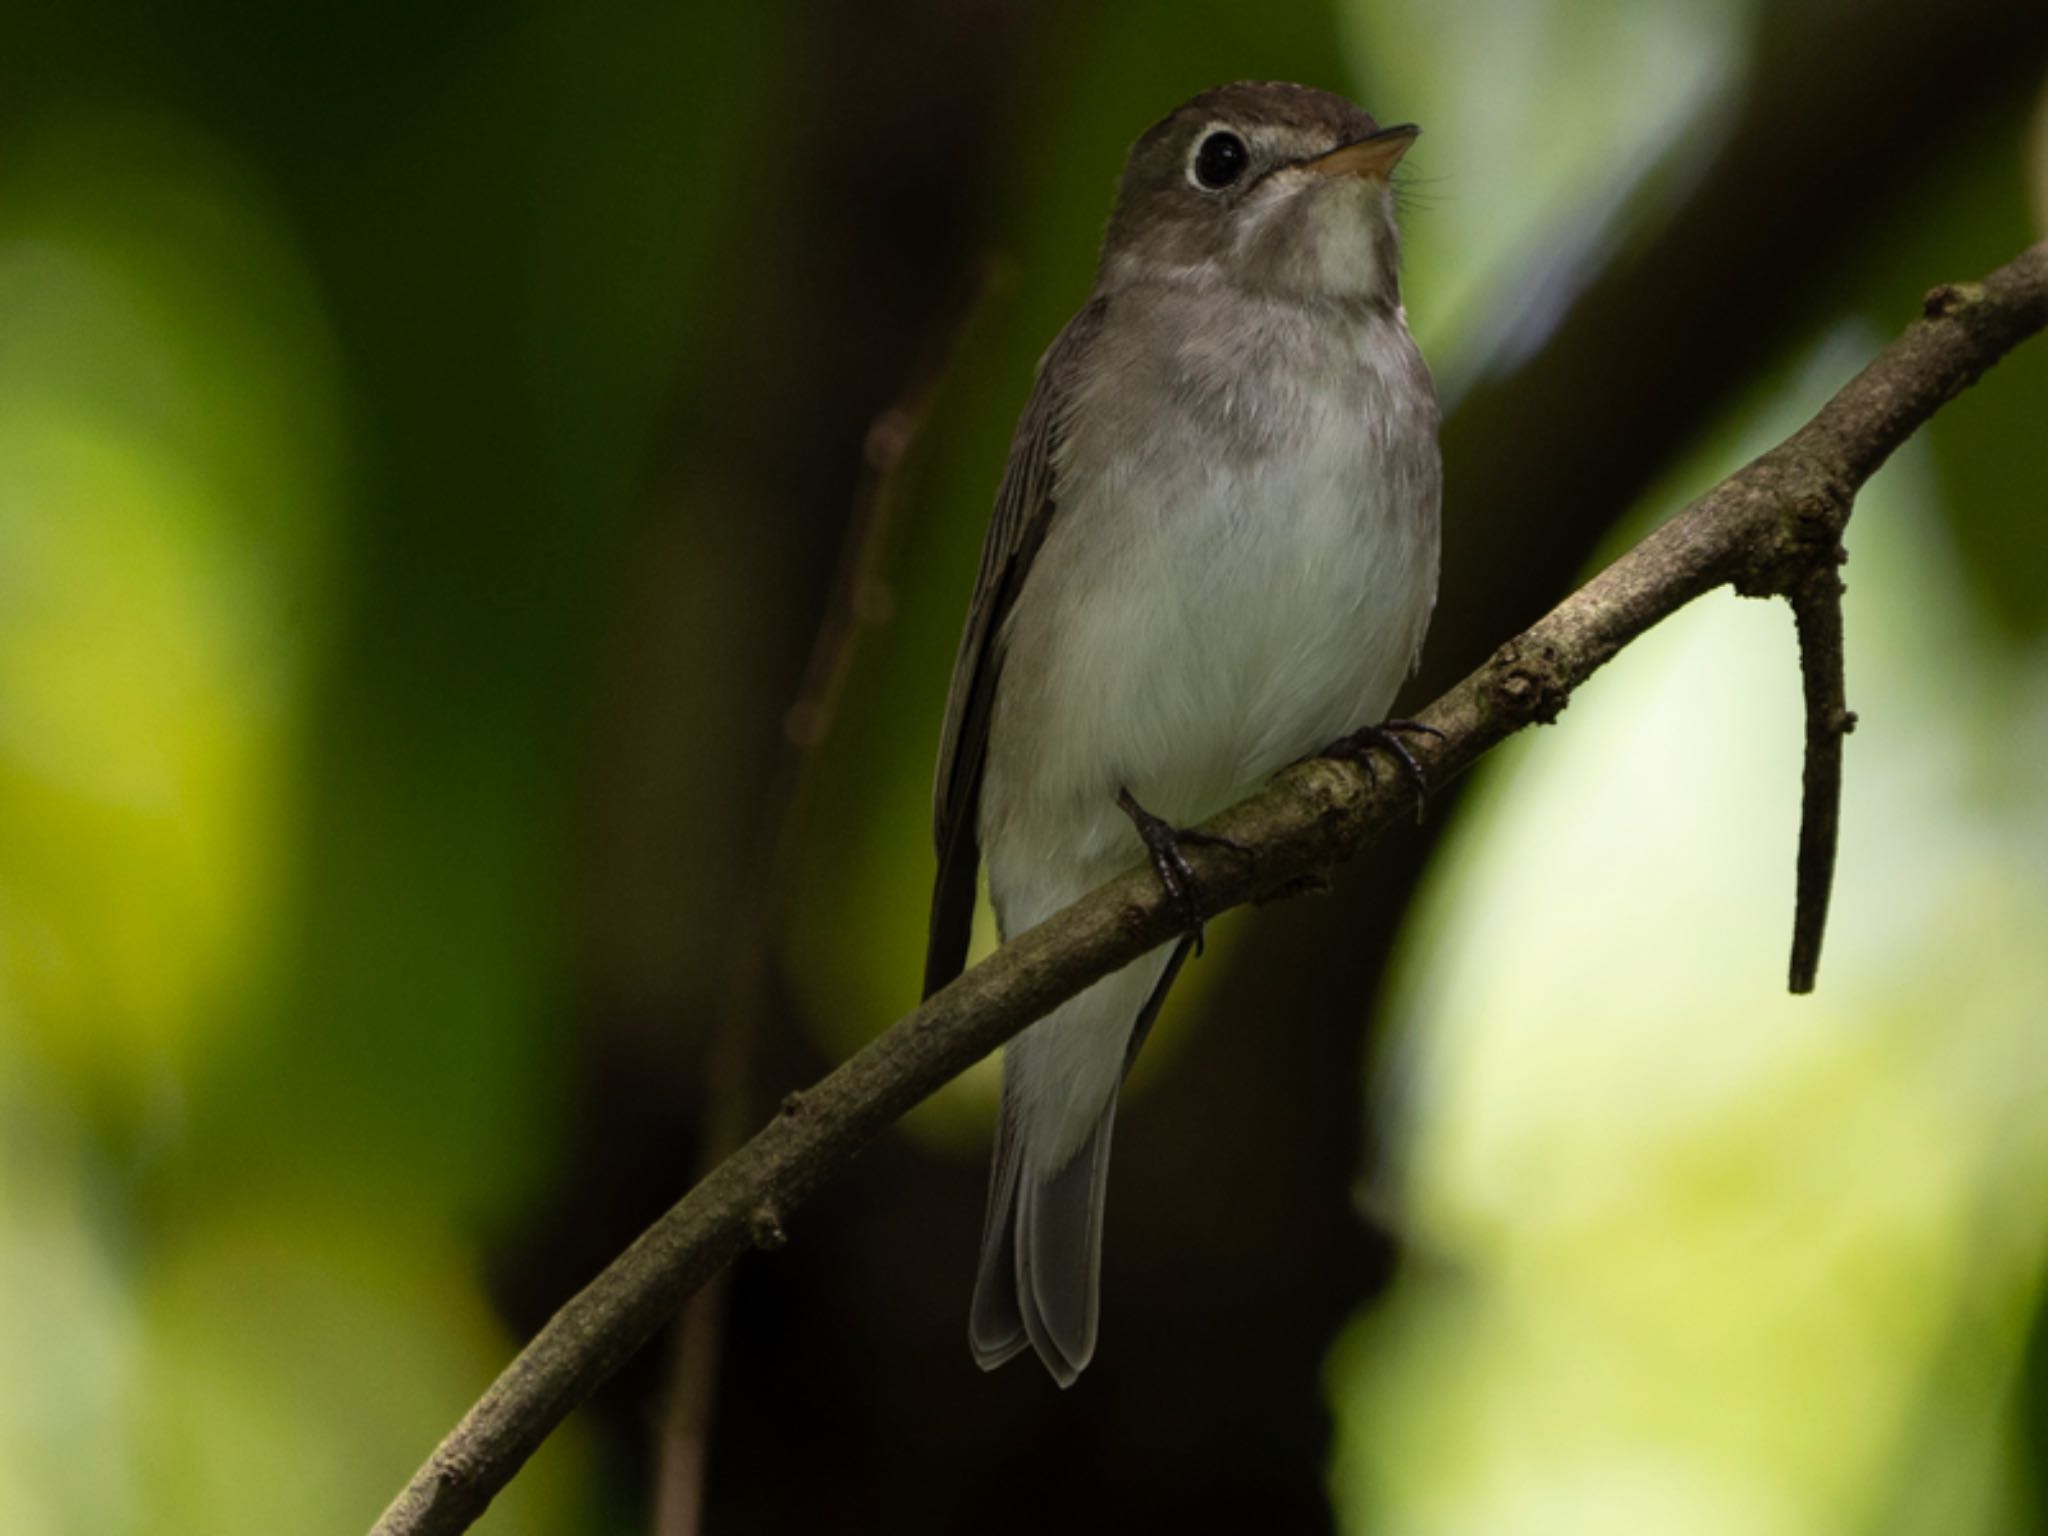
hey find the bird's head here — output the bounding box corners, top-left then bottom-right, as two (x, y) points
(1102, 81), (1418, 308)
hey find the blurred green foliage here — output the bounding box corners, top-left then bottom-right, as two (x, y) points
(1336, 342), (2048, 1535)
(0, 0), (2043, 1533)
(0, 95), (593, 1536)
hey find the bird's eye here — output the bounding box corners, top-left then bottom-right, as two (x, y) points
(1190, 130), (1249, 190)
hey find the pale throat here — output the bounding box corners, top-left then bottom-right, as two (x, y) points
(1249, 175), (1400, 302)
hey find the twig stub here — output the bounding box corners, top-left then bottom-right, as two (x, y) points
(1787, 558), (1853, 994)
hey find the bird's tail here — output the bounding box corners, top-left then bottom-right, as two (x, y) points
(968, 936), (1193, 1385)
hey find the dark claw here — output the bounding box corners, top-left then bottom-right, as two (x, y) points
(1116, 787), (1243, 954)
(1321, 719), (1442, 823)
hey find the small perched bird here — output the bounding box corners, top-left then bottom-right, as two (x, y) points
(923, 81), (1441, 1386)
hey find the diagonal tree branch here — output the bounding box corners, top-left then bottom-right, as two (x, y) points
(370, 241), (2048, 1536)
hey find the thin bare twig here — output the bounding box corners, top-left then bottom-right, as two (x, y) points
(371, 242), (2048, 1536)
(647, 255), (1004, 1536)
(1786, 557), (1853, 993)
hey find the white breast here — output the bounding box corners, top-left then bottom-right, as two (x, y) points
(982, 293), (1440, 890)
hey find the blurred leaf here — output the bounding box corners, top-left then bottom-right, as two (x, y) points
(0, 1066), (139, 1536)
(135, 1201), (591, 1535)
(1338, 0), (1754, 390)
(0, 111), (342, 1120)
(202, 0), (795, 1226)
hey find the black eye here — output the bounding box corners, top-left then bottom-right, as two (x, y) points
(1192, 130), (1249, 190)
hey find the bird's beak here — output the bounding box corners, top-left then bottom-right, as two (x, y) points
(1302, 123), (1420, 181)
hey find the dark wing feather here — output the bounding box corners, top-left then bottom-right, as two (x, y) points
(922, 298), (1107, 999)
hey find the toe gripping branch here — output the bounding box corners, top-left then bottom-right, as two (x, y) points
(1320, 719), (1445, 824)
(1115, 788), (1250, 956)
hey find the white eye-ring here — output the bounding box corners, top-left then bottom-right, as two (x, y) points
(1188, 127), (1250, 191)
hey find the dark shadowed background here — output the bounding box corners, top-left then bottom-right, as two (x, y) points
(2, 1), (2046, 1532)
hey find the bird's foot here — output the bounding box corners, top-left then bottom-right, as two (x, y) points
(1319, 719), (1444, 823)
(1115, 788), (1251, 957)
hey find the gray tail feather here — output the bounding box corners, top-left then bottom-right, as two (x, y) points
(967, 1073), (1031, 1371)
(968, 1089), (1118, 1386)
(967, 937), (1194, 1386)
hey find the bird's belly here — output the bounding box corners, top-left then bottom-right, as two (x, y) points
(987, 423), (1435, 871)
